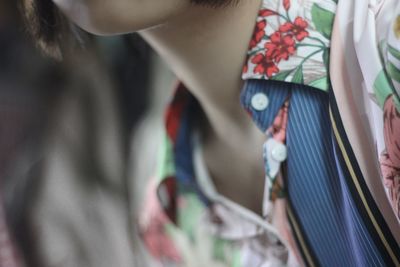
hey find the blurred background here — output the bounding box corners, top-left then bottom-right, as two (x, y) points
(0, 1), (176, 266)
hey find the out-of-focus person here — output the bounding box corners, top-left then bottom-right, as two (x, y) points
(1, 1), (153, 266)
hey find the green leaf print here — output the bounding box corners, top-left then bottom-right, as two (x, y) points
(388, 44), (400, 61)
(292, 66), (304, 83)
(178, 194), (206, 242)
(323, 49), (330, 71)
(271, 69), (293, 81)
(309, 77), (329, 91)
(311, 4), (335, 40)
(387, 61), (400, 83)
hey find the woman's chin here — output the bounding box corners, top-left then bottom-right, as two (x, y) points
(52, 0), (190, 36)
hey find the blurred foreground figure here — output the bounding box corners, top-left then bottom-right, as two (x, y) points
(1, 1), (151, 266)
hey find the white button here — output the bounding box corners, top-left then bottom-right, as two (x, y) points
(271, 143), (288, 162)
(264, 139), (282, 178)
(251, 93), (269, 111)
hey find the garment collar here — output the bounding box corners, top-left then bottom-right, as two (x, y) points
(156, 0), (338, 222)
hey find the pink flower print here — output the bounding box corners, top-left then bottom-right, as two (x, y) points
(380, 96), (400, 219)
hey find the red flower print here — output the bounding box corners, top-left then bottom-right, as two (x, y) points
(279, 17), (309, 41)
(259, 9), (276, 17)
(265, 32), (296, 62)
(249, 20), (267, 49)
(283, 0), (290, 11)
(251, 53), (279, 78)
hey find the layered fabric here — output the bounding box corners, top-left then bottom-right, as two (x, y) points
(139, 0), (400, 266)
(352, 0), (400, 220)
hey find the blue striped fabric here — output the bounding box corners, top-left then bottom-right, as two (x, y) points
(173, 96), (210, 204)
(240, 80), (290, 132)
(242, 80), (386, 266)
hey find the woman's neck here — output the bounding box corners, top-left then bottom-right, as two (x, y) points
(140, 0), (262, 144)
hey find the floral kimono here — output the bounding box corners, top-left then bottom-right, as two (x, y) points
(139, 0), (400, 266)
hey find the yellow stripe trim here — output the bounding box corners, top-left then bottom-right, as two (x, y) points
(287, 205), (316, 267)
(329, 108), (399, 266)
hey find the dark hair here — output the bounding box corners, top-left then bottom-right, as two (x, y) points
(190, 0), (239, 7)
(19, 0), (80, 59)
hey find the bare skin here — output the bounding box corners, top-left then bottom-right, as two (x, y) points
(53, 0), (266, 213)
